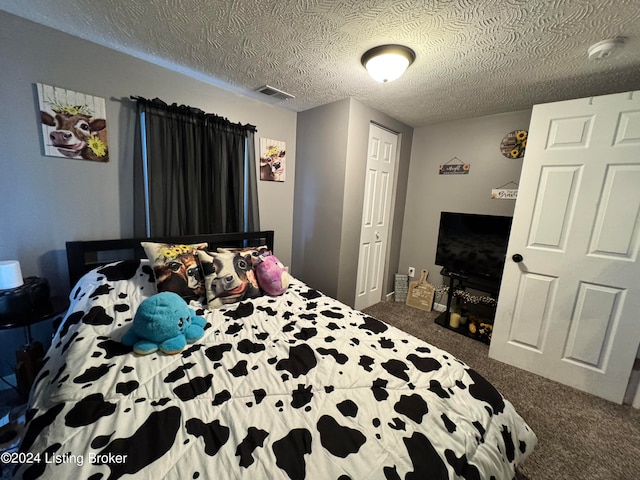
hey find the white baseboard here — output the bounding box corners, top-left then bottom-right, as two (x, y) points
(385, 292), (395, 302)
(632, 381), (640, 409)
(433, 302), (446, 312)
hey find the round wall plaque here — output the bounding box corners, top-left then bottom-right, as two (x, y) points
(500, 130), (527, 158)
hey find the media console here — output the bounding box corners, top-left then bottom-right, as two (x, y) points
(434, 268), (501, 344)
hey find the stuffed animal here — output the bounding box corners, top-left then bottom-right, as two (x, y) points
(255, 253), (290, 296)
(122, 292), (206, 355)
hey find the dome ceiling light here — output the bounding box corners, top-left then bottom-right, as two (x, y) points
(361, 44), (416, 83)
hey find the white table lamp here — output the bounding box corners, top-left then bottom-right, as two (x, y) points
(0, 260), (24, 289)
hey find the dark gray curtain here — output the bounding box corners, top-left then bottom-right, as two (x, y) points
(133, 97), (259, 236)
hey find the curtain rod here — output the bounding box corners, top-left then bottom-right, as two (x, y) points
(130, 95), (256, 132)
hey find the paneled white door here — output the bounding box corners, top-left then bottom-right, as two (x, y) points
(489, 91), (640, 403)
(354, 124), (398, 310)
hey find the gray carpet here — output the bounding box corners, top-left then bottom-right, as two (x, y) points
(363, 301), (640, 480)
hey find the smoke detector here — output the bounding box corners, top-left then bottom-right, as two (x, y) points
(588, 38), (625, 60)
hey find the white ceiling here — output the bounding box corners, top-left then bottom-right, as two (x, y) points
(2, 0), (640, 127)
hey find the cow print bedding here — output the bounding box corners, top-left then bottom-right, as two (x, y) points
(14, 260), (536, 479)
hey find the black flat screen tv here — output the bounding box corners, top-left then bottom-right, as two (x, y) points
(435, 212), (513, 283)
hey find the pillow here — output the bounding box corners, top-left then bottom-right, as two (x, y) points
(141, 242), (207, 300)
(254, 253), (290, 296)
(197, 249), (262, 309)
(216, 245), (269, 267)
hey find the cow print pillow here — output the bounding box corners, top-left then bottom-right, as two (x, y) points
(198, 249), (262, 309)
(141, 242), (207, 301)
(218, 244), (270, 267)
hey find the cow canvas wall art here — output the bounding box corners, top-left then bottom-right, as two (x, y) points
(260, 138), (286, 182)
(37, 83), (109, 162)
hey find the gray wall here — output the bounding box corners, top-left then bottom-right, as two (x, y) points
(398, 109), (532, 297)
(0, 12), (297, 291)
(0, 12), (297, 376)
(293, 98), (413, 306)
(291, 99), (350, 293)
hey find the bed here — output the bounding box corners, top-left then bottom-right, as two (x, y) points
(13, 230), (536, 479)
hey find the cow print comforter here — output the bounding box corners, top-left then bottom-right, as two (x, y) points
(15, 260), (536, 479)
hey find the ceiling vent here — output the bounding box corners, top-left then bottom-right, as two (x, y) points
(256, 85), (295, 100)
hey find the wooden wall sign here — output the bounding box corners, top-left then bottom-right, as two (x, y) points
(439, 157), (470, 175)
(491, 189), (518, 199)
(491, 181), (519, 200)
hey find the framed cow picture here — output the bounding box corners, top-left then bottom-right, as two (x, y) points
(36, 83), (109, 162)
(259, 138), (286, 182)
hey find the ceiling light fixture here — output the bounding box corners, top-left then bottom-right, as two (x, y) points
(361, 44), (416, 83)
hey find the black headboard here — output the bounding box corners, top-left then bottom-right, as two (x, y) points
(66, 230), (274, 287)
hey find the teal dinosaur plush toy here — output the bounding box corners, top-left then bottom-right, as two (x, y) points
(122, 292), (206, 355)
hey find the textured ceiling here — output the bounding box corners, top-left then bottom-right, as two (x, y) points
(2, 0), (640, 127)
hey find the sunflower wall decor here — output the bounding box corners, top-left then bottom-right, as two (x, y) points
(499, 130), (527, 159)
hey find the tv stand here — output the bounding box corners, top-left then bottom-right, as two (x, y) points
(434, 268), (500, 344)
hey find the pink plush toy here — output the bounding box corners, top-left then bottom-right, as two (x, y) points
(255, 253), (290, 296)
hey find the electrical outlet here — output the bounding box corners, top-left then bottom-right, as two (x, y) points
(408, 267), (415, 277)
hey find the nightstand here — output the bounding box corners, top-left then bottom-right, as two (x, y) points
(0, 296), (69, 344)
(0, 296), (69, 401)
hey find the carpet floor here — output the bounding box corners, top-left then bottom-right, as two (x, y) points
(363, 301), (640, 480)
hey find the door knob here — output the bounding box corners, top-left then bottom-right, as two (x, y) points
(512, 253), (524, 263)
(375, 231), (380, 239)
